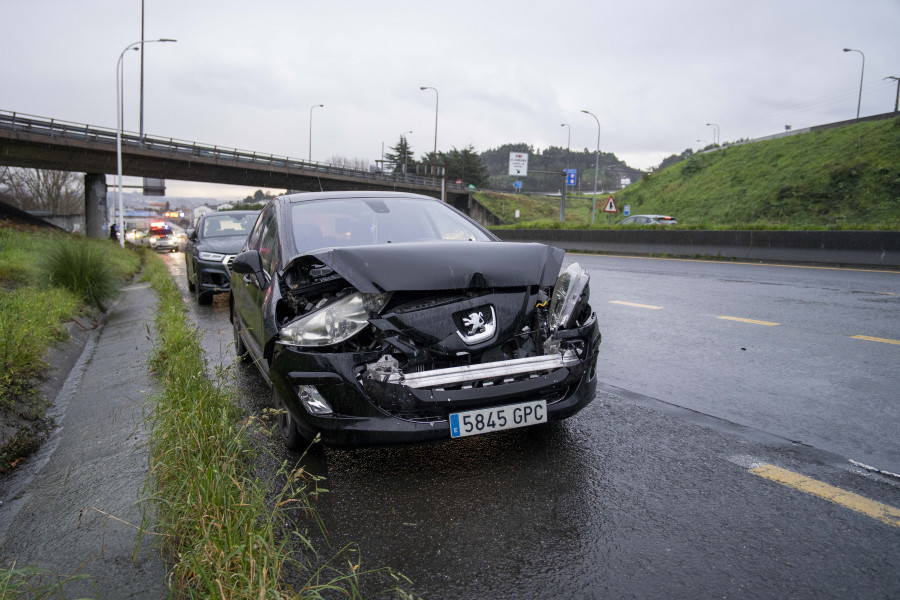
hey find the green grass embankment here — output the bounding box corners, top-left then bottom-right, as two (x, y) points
(479, 116), (900, 230)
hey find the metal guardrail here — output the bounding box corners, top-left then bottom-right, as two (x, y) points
(0, 109), (466, 191)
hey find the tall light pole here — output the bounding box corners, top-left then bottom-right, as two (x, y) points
(139, 0), (145, 141)
(560, 123), (571, 223)
(117, 38), (176, 248)
(705, 122), (720, 146)
(581, 110), (601, 225)
(401, 130), (413, 176)
(884, 76), (899, 113)
(309, 104), (324, 162)
(843, 48), (865, 119)
(420, 86), (438, 160)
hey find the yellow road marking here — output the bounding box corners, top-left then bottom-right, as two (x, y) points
(851, 335), (900, 345)
(717, 316), (779, 326)
(609, 301), (663, 310)
(567, 253), (900, 275)
(750, 464), (900, 528)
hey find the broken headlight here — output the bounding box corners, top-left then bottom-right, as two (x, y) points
(279, 291), (391, 347)
(548, 262), (590, 332)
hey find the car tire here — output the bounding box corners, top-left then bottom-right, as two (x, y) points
(231, 304), (250, 363)
(273, 387), (303, 450)
(196, 284), (213, 305)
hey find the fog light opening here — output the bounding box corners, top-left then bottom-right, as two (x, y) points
(297, 385), (333, 416)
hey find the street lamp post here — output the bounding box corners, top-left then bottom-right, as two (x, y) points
(705, 122), (720, 146)
(309, 104), (324, 162)
(116, 38), (175, 248)
(581, 110), (601, 225)
(843, 48), (865, 119)
(419, 86), (438, 160)
(560, 123), (571, 223)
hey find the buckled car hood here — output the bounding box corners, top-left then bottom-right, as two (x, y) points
(282, 241), (564, 293)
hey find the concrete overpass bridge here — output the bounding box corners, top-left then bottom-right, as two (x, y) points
(0, 110), (482, 236)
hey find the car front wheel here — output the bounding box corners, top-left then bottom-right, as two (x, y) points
(195, 280), (213, 305)
(273, 387), (303, 450)
(231, 303), (250, 363)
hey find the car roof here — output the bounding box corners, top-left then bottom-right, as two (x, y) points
(281, 191), (439, 204)
(628, 214), (675, 218)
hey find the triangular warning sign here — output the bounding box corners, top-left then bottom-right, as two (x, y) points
(603, 196), (617, 213)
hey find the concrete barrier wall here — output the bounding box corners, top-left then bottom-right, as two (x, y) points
(489, 229), (900, 268)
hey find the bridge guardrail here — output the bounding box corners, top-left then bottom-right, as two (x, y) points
(0, 109), (467, 191)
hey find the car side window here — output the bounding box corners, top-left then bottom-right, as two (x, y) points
(258, 212), (279, 276)
(246, 206), (270, 251)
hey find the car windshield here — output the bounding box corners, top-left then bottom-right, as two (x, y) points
(290, 197), (493, 254)
(202, 213), (258, 238)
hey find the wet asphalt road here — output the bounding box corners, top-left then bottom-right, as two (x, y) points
(162, 252), (900, 599)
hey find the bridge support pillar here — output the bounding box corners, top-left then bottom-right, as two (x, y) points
(84, 173), (107, 239)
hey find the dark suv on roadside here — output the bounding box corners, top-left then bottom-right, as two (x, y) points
(185, 210), (260, 304)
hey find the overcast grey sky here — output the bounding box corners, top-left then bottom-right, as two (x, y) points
(3, 0), (899, 199)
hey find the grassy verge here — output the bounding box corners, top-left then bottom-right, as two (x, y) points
(0, 225), (140, 472)
(0, 224), (141, 596)
(141, 250), (412, 598)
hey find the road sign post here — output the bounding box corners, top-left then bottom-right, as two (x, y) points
(603, 195), (617, 224)
(508, 152), (529, 176)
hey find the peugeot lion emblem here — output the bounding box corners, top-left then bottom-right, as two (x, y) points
(455, 305), (496, 345)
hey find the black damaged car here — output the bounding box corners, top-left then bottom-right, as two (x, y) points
(229, 191), (600, 448)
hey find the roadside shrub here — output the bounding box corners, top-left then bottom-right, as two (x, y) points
(40, 237), (119, 311)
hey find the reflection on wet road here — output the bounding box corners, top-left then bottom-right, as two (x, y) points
(161, 252), (900, 599)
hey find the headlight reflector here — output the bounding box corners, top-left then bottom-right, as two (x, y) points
(297, 385), (332, 415)
(279, 291), (391, 347)
(199, 251), (226, 261)
(549, 262), (590, 332)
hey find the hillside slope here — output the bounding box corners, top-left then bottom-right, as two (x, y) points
(614, 116), (900, 229)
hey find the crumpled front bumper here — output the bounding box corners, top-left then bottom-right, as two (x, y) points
(268, 314), (600, 446)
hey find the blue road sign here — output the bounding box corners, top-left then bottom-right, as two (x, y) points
(565, 169), (577, 186)
(513, 181), (523, 189)
(624, 205), (631, 216)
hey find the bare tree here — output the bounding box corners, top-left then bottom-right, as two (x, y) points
(0, 167), (84, 214)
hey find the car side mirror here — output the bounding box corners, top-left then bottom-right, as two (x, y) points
(232, 250), (262, 275)
(232, 250), (266, 289)
(187, 228), (197, 241)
